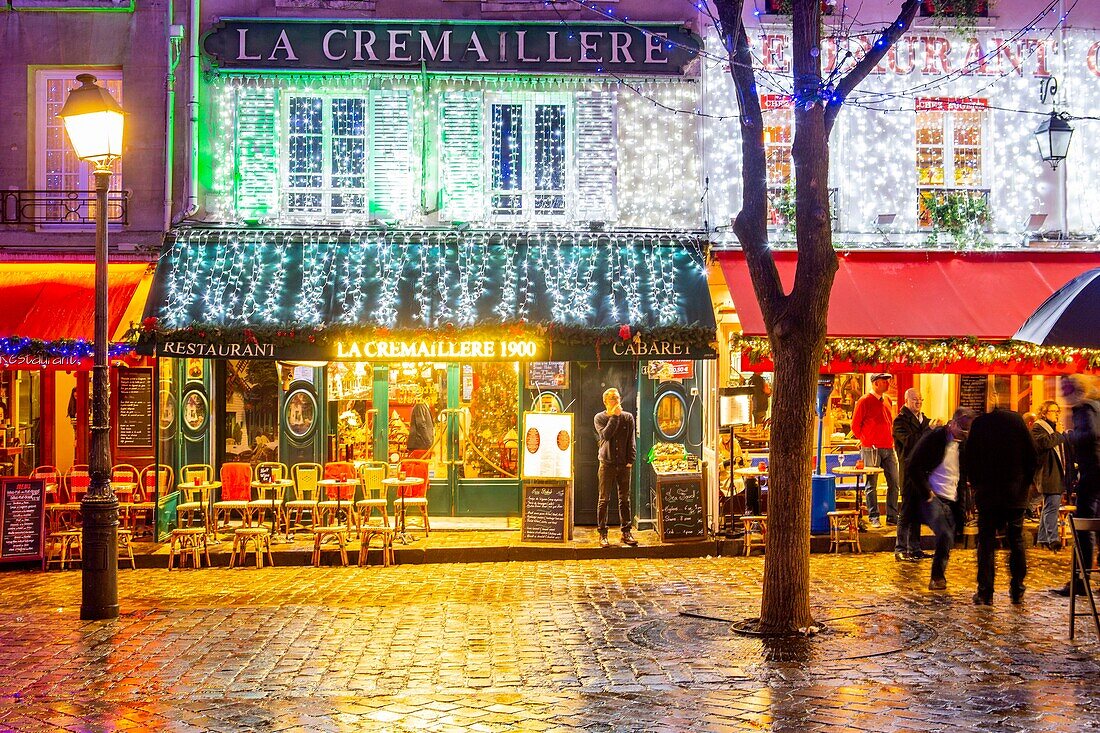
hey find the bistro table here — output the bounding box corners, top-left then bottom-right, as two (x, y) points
(383, 476), (426, 545)
(317, 478), (359, 530)
(251, 479), (294, 543)
(831, 466), (884, 531)
(733, 466), (769, 518)
(187, 481), (222, 542)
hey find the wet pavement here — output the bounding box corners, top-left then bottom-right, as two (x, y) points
(1, 548), (1098, 732)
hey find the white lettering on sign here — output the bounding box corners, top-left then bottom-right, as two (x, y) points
(268, 29), (298, 62)
(323, 29), (346, 61)
(610, 340), (688, 357)
(336, 339), (540, 361)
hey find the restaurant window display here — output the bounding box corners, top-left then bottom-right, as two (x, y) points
(223, 360), (280, 465)
(463, 362), (520, 479)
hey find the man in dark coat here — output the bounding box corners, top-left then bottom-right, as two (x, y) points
(594, 387), (638, 548)
(1031, 400), (1068, 550)
(907, 408), (973, 591)
(893, 388), (933, 560)
(967, 407), (1038, 605)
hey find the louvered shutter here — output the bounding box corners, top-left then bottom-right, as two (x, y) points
(370, 90), (414, 221)
(573, 92), (617, 222)
(439, 91), (485, 222)
(234, 87), (279, 221)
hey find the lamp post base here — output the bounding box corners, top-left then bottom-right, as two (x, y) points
(80, 493), (120, 621)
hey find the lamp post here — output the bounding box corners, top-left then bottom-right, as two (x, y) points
(59, 74), (125, 621)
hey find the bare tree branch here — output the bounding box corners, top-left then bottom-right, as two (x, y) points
(823, 0), (921, 134)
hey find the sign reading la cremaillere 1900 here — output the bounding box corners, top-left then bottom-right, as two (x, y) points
(203, 19), (701, 75)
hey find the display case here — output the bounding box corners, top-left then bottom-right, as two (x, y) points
(650, 443), (706, 542)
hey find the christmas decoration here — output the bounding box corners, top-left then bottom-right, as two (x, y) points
(466, 363), (518, 478)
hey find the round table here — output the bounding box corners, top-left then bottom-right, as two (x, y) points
(188, 481), (222, 541)
(831, 466), (884, 530)
(733, 467), (769, 518)
(383, 476), (424, 544)
(251, 479), (294, 542)
(318, 478), (359, 529)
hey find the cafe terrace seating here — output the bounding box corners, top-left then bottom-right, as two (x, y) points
(176, 463), (213, 530)
(111, 463), (140, 530)
(65, 464), (90, 503)
(247, 461), (289, 532)
(134, 463), (173, 536)
(213, 462), (253, 531)
(287, 463), (322, 535)
(356, 464), (389, 528)
(317, 461), (358, 529)
(395, 459), (431, 536)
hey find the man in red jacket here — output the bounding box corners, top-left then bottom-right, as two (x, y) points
(851, 373), (900, 529)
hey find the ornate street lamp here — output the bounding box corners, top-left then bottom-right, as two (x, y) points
(1034, 111), (1074, 170)
(59, 73), (124, 621)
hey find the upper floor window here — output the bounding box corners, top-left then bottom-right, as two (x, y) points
(916, 98), (985, 189)
(284, 95), (368, 218)
(488, 96), (571, 221)
(919, 0), (988, 17)
(34, 70), (123, 225)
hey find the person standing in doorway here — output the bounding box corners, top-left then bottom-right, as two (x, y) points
(595, 388), (638, 548)
(967, 407), (1038, 605)
(851, 373), (900, 528)
(893, 388), (933, 560)
(908, 408), (974, 591)
(1032, 400), (1068, 551)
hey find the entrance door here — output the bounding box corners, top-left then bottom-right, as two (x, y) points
(573, 361), (638, 526)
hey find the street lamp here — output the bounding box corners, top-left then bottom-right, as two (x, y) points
(59, 73), (124, 621)
(1034, 111), (1074, 170)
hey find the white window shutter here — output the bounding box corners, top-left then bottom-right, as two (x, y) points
(573, 92), (617, 222)
(234, 87), (279, 221)
(440, 91), (485, 222)
(370, 90), (414, 222)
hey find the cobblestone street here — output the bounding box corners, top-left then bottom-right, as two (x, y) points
(1, 548), (1098, 732)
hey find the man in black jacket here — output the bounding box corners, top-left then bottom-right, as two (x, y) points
(967, 407), (1038, 605)
(908, 408), (974, 591)
(594, 388), (638, 548)
(893, 388), (934, 560)
(1032, 400), (1068, 550)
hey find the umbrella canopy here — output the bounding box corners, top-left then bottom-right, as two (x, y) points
(1014, 268), (1100, 348)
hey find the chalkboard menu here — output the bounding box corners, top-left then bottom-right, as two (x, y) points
(526, 361), (569, 389)
(1, 478), (46, 563)
(257, 464), (274, 484)
(521, 480), (572, 542)
(117, 367), (154, 448)
(655, 474), (706, 542)
(958, 374), (988, 413)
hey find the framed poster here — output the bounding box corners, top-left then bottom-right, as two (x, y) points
(181, 388), (209, 436)
(521, 412), (574, 480)
(526, 361), (569, 390)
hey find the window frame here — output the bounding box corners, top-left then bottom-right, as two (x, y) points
(33, 68), (124, 231)
(915, 99), (988, 228)
(485, 93), (573, 224)
(279, 91), (371, 223)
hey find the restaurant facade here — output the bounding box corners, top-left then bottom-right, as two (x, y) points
(139, 0), (717, 532)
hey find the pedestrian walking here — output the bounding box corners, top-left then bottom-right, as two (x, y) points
(1032, 400), (1068, 551)
(967, 407), (1038, 605)
(1054, 375), (1100, 597)
(893, 388), (934, 560)
(594, 387), (638, 548)
(907, 408), (974, 591)
(851, 373), (900, 528)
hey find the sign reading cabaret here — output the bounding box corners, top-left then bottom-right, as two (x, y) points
(203, 19), (701, 74)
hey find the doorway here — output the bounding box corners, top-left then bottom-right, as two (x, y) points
(573, 361), (638, 526)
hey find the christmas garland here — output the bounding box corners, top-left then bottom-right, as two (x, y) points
(732, 335), (1100, 371)
(130, 318), (717, 351)
(0, 336), (134, 360)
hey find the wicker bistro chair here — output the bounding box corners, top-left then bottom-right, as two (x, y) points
(111, 463), (141, 530)
(356, 465), (389, 528)
(65, 464), (91, 503)
(317, 462), (359, 529)
(213, 462), (254, 532)
(247, 461), (290, 533)
(287, 463), (323, 537)
(395, 459), (431, 536)
(133, 464), (172, 536)
(176, 464), (214, 531)
(34, 465), (69, 532)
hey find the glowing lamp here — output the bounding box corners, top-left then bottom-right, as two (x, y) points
(58, 74), (124, 166)
(1033, 111), (1073, 170)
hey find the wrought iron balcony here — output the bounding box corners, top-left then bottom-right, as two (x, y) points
(766, 185), (840, 230)
(917, 187), (991, 230)
(1, 189), (129, 226)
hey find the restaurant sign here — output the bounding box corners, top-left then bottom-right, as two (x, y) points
(203, 19), (701, 74)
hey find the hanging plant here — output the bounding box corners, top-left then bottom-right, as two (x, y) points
(922, 191), (991, 249)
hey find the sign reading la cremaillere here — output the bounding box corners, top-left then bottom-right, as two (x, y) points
(203, 19), (701, 75)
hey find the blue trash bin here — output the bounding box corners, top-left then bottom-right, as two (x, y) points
(810, 473), (836, 535)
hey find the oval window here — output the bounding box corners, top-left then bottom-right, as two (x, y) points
(180, 388), (209, 438)
(285, 388), (317, 439)
(654, 391), (687, 441)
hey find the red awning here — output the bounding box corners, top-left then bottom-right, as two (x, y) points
(0, 263), (150, 342)
(717, 250), (1100, 339)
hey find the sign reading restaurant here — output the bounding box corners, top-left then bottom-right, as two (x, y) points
(203, 19), (701, 74)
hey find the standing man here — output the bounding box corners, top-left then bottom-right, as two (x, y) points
(893, 388), (933, 560)
(594, 388), (638, 548)
(967, 407), (1038, 605)
(851, 373), (900, 529)
(908, 408), (974, 591)
(1055, 375), (1100, 596)
(1032, 400), (1068, 551)
(748, 372), (771, 426)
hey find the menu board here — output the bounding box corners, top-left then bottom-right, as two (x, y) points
(521, 481), (572, 542)
(655, 475), (706, 542)
(526, 361), (569, 389)
(0, 478), (46, 563)
(117, 367), (154, 448)
(521, 412), (574, 480)
(958, 374), (988, 413)
(257, 464), (274, 484)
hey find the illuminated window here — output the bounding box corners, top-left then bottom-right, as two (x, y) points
(488, 96), (571, 220)
(284, 95), (369, 218)
(916, 101), (984, 189)
(34, 70), (123, 225)
(763, 106), (793, 187)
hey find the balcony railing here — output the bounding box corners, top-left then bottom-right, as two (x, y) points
(1, 189), (129, 226)
(766, 185), (840, 230)
(917, 187), (990, 230)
